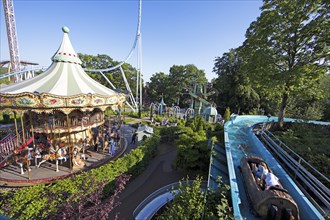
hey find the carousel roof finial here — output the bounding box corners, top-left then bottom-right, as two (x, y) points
(52, 26), (82, 64)
(62, 26), (70, 33)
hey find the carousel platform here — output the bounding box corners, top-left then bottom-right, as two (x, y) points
(0, 139), (128, 188)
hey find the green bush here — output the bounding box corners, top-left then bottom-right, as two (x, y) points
(0, 131), (160, 220)
(272, 122), (330, 180)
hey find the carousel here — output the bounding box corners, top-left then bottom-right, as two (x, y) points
(0, 27), (126, 179)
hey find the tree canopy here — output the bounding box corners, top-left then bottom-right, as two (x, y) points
(240, 0), (330, 125)
(146, 64), (207, 107)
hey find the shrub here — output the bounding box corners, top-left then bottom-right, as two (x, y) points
(0, 130), (160, 219)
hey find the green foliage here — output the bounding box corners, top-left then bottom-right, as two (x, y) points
(146, 64), (207, 107)
(0, 131), (160, 219)
(157, 176), (206, 220)
(159, 126), (181, 143)
(223, 107), (231, 122)
(285, 97), (324, 120)
(175, 126), (209, 175)
(157, 176), (233, 220)
(241, 0), (329, 126)
(273, 123), (330, 180)
(319, 74), (330, 121)
(213, 49), (260, 115)
(78, 53), (138, 95)
(205, 176), (233, 220)
(208, 124), (225, 145)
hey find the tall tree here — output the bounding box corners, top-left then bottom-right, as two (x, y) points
(146, 64), (208, 107)
(242, 0), (329, 126)
(213, 49), (260, 115)
(146, 72), (170, 104)
(320, 74), (330, 121)
(168, 64), (208, 107)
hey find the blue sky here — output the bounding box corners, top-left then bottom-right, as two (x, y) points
(0, 0), (262, 82)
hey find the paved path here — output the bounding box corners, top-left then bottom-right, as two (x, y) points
(110, 142), (186, 220)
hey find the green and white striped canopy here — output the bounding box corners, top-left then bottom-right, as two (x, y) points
(0, 27), (125, 111)
(1, 27), (117, 97)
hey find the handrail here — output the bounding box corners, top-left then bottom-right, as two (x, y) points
(266, 130), (330, 183)
(258, 130), (330, 214)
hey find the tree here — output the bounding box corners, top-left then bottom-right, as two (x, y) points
(320, 74), (330, 121)
(223, 107), (231, 122)
(168, 64), (208, 107)
(157, 176), (233, 220)
(213, 49), (260, 115)
(157, 176), (206, 220)
(146, 72), (170, 103)
(78, 53), (138, 95)
(146, 64), (208, 107)
(242, 0), (330, 126)
(175, 126), (209, 173)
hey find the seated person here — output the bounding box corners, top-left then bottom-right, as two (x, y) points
(265, 172), (280, 190)
(255, 163), (268, 179)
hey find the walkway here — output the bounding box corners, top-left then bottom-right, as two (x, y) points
(110, 142), (186, 220)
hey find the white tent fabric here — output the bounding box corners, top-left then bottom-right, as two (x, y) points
(0, 62), (117, 96)
(0, 27), (117, 97)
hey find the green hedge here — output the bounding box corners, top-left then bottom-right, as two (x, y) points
(0, 131), (160, 220)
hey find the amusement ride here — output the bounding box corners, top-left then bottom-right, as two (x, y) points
(0, 1), (329, 219)
(1, 0), (142, 112)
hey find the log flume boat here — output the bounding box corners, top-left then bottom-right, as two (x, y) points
(240, 155), (300, 220)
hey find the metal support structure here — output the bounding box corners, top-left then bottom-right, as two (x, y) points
(85, 0), (143, 114)
(119, 66), (138, 109)
(136, 0), (143, 113)
(3, 0), (20, 73)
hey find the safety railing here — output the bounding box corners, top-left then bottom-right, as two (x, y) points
(259, 130), (330, 215)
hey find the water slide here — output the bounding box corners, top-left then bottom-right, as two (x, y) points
(225, 115), (327, 220)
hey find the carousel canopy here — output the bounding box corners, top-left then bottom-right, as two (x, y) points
(0, 27), (126, 112)
(1, 27), (116, 96)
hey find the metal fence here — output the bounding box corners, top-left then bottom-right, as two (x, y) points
(259, 130), (330, 215)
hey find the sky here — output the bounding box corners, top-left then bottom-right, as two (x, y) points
(0, 0), (263, 83)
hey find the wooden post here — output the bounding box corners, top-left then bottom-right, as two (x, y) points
(66, 114), (72, 171)
(51, 112), (55, 140)
(20, 112), (26, 144)
(13, 112), (19, 147)
(20, 112), (30, 180)
(29, 111), (35, 148)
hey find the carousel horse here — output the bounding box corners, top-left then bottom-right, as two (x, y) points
(83, 137), (91, 153)
(73, 145), (86, 161)
(33, 146), (43, 168)
(72, 154), (85, 168)
(14, 155), (30, 175)
(36, 153), (56, 168)
(56, 146), (67, 164)
(55, 146), (67, 172)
